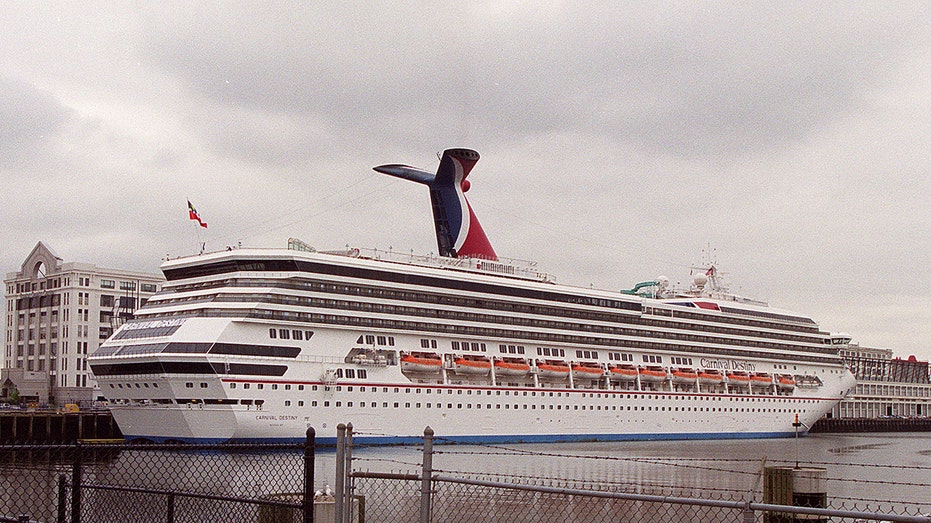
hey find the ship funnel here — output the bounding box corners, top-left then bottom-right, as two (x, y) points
(374, 148), (497, 260)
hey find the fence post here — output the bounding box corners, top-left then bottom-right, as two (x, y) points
(420, 426), (434, 523)
(166, 493), (175, 523)
(71, 441), (82, 523)
(57, 474), (67, 523)
(344, 423), (353, 523)
(335, 423), (346, 523)
(304, 427), (315, 523)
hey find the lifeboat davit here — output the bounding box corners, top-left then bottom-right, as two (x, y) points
(638, 366), (668, 383)
(494, 358), (531, 376)
(698, 369), (724, 386)
(453, 355), (492, 375)
(400, 352), (443, 373)
(727, 371), (751, 388)
(777, 374), (796, 391)
(571, 364), (604, 380)
(536, 360), (570, 379)
(608, 364), (639, 382)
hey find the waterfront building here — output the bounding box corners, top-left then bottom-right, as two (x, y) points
(3, 242), (163, 405)
(831, 342), (931, 418)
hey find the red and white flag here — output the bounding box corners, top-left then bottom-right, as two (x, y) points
(188, 200), (208, 228)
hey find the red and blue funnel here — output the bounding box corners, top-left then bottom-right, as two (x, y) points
(374, 148), (497, 260)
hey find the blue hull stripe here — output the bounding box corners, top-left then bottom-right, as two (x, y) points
(123, 430), (807, 446)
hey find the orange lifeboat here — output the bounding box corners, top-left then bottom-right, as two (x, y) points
(571, 363), (604, 380)
(751, 373), (774, 386)
(494, 357), (531, 376)
(453, 355), (492, 375)
(671, 368), (698, 385)
(777, 374), (796, 391)
(400, 352), (443, 373)
(536, 360), (570, 379)
(727, 371), (751, 388)
(638, 366), (668, 383)
(608, 364), (639, 382)
(698, 369), (724, 386)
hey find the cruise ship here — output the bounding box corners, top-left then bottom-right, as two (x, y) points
(89, 148), (856, 444)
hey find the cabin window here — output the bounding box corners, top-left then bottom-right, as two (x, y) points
(269, 328), (277, 339)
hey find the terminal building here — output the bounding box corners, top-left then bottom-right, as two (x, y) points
(2, 242), (163, 406)
(831, 341), (931, 419)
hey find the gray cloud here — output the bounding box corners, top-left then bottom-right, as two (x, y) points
(1, 2), (929, 358)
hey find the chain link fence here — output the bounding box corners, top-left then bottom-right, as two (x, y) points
(3, 426), (931, 523)
(0, 436), (315, 523)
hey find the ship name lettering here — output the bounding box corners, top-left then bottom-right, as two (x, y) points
(700, 359), (756, 371)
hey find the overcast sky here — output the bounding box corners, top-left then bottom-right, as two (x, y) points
(2, 2), (929, 360)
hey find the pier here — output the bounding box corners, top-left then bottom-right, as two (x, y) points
(0, 411), (122, 443)
(810, 416), (931, 433)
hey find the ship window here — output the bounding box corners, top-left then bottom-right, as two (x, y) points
(424, 340), (433, 349)
(285, 385), (291, 390)
(293, 330), (303, 340)
(279, 329), (290, 339)
(257, 384), (264, 390)
(244, 384), (250, 389)
(200, 383), (208, 388)
(451, 341), (460, 350)
(230, 383), (236, 389)
(271, 384), (278, 390)
(269, 329), (277, 339)
(365, 335), (375, 344)
(346, 369), (356, 378)
(185, 382), (193, 388)
(305, 331), (314, 339)
(356, 335), (364, 343)
(298, 401), (304, 407)
(377, 336), (386, 345)
(285, 400), (291, 406)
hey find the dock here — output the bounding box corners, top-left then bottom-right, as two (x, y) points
(0, 411), (123, 444)
(810, 416), (931, 433)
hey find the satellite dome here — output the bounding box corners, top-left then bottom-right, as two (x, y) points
(693, 274), (708, 287)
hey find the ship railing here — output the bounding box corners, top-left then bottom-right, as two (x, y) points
(345, 247), (556, 283)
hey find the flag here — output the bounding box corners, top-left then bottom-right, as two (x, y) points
(188, 200), (208, 228)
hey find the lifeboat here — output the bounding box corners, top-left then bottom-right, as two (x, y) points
(777, 374), (796, 391)
(494, 357), (531, 376)
(536, 360), (570, 379)
(727, 371), (751, 388)
(453, 355), (492, 375)
(608, 364), (639, 382)
(400, 352), (443, 373)
(751, 373), (774, 386)
(671, 368), (699, 385)
(571, 363), (604, 380)
(698, 369), (724, 386)
(638, 366), (668, 383)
